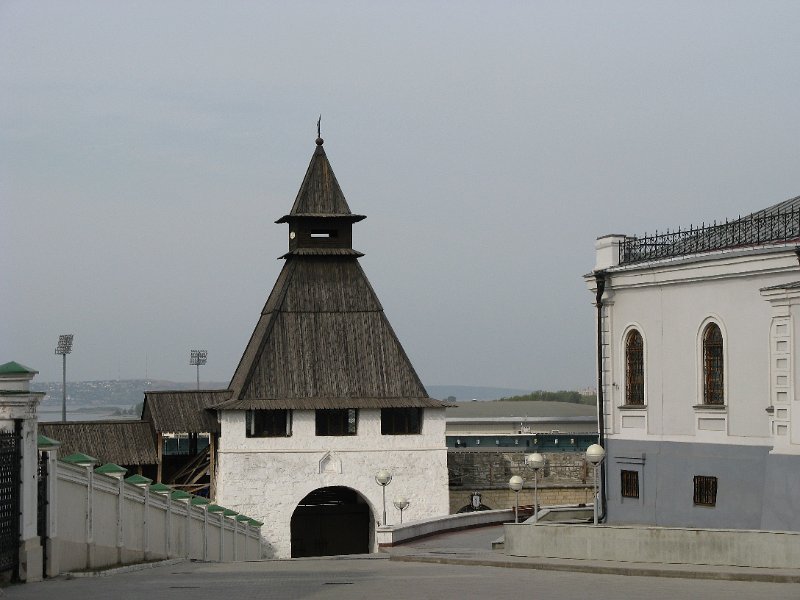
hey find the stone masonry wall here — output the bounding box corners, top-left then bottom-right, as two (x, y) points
(448, 450), (593, 513)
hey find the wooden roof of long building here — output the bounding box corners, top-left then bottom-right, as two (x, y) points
(142, 390), (228, 433)
(39, 420), (158, 466)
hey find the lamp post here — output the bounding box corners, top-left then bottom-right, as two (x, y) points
(189, 350), (207, 390)
(375, 469), (393, 525)
(470, 491), (482, 511)
(526, 452), (545, 524)
(54, 334), (74, 422)
(393, 497), (409, 524)
(508, 475), (524, 523)
(586, 443), (606, 525)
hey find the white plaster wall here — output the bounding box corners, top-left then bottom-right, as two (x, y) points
(599, 249), (799, 444)
(216, 407), (449, 558)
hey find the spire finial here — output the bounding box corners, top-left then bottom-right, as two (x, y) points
(316, 115), (324, 146)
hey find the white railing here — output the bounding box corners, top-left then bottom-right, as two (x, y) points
(46, 459), (261, 575)
(376, 508), (517, 549)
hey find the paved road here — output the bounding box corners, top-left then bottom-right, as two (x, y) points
(4, 526), (799, 600)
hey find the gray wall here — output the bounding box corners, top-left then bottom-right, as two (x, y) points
(605, 439), (779, 530)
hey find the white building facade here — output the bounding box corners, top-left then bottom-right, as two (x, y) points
(216, 409), (448, 558)
(586, 197), (800, 531)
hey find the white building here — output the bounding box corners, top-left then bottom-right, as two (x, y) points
(213, 137), (450, 558)
(586, 196), (800, 531)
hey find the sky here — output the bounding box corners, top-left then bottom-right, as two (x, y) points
(2, 1), (800, 390)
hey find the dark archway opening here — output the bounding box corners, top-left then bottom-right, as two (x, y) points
(290, 486), (371, 558)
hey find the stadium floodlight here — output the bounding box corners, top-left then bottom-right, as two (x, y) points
(190, 349), (207, 390)
(54, 334), (74, 421)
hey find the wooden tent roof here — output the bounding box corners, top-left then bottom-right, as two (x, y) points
(39, 421), (158, 466)
(219, 141), (446, 412)
(276, 142), (365, 220)
(142, 390), (228, 433)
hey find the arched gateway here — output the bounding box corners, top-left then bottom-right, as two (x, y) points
(290, 487), (372, 558)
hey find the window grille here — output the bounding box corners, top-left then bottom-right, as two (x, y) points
(693, 475), (718, 506)
(620, 470), (639, 498)
(381, 408), (423, 435)
(316, 409), (358, 436)
(703, 323), (724, 405)
(625, 330), (645, 405)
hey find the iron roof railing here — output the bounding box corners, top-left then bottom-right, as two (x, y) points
(619, 206), (800, 265)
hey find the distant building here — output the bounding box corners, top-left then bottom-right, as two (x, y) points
(445, 400), (596, 436)
(212, 137), (450, 558)
(587, 195), (800, 531)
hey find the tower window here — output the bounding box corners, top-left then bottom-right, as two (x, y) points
(381, 408), (423, 435)
(316, 409), (357, 436)
(310, 229), (338, 238)
(246, 410), (292, 437)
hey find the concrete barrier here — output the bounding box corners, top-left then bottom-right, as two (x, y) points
(504, 522), (800, 569)
(377, 508), (519, 548)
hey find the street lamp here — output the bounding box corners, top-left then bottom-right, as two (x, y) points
(470, 491), (482, 511)
(189, 350), (207, 390)
(585, 443), (606, 525)
(375, 469), (393, 526)
(54, 334), (74, 421)
(508, 475), (524, 523)
(526, 452), (545, 524)
(393, 497), (409, 524)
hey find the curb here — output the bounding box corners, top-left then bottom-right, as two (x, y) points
(388, 554), (800, 584)
(66, 558), (186, 578)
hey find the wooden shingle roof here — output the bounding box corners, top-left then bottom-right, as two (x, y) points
(276, 142), (363, 218)
(220, 257), (441, 410)
(38, 421), (158, 466)
(142, 390), (227, 433)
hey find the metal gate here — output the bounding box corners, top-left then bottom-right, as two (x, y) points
(0, 422), (21, 580)
(37, 451), (48, 579)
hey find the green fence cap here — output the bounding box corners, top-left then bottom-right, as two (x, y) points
(95, 463), (128, 476)
(124, 474), (153, 486)
(62, 452), (98, 467)
(37, 434), (61, 450)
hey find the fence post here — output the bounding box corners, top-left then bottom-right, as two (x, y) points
(219, 512), (224, 561)
(44, 449), (58, 577)
(143, 486), (150, 560)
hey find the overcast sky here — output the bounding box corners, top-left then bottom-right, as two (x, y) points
(2, 2), (800, 390)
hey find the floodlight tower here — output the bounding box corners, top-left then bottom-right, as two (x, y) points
(55, 334), (74, 421)
(190, 349), (207, 390)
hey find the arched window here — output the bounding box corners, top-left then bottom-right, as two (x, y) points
(625, 329), (644, 405)
(703, 323), (724, 405)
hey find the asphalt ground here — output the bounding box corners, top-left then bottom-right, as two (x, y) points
(3, 526), (799, 599)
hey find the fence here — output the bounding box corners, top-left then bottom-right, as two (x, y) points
(618, 206), (800, 265)
(49, 459), (261, 574)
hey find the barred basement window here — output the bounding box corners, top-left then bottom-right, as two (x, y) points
(620, 470), (639, 498)
(693, 475), (718, 506)
(703, 323), (724, 405)
(381, 408), (423, 435)
(625, 329), (645, 405)
(246, 410), (291, 438)
(316, 409), (358, 436)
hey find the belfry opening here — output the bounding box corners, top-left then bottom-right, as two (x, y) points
(290, 487), (372, 558)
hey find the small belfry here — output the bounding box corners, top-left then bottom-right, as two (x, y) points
(213, 132), (450, 559)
